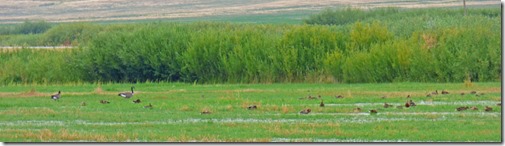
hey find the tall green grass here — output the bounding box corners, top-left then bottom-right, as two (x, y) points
(0, 7), (500, 84)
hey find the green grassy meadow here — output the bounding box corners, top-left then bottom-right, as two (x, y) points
(0, 82), (501, 142)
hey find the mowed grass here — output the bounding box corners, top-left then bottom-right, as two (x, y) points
(0, 82), (501, 142)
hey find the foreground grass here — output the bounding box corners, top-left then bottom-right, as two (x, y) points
(0, 82), (501, 142)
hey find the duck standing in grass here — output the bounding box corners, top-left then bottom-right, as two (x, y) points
(432, 90), (438, 95)
(133, 99), (141, 103)
(51, 91), (61, 101)
(247, 105), (257, 110)
(201, 109), (211, 114)
(456, 106), (469, 111)
(100, 100), (110, 104)
(369, 109), (378, 114)
(405, 101), (411, 108)
(300, 108), (311, 114)
(144, 103), (153, 109)
(353, 107), (362, 112)
(409, 100), (416, 107)
(485, 106), (493, 112)
(383, 103), (393, 108)
(118, 86), (135, 99)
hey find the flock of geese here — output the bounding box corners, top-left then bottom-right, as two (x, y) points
(50, 87), (500, 115)
(51, 86), (154, 109)
(297, 89), (499, 115)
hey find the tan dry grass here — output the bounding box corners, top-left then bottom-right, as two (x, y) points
(0, 0), (499, 24)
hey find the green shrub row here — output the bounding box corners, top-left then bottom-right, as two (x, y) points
(0, 7), (500, 84)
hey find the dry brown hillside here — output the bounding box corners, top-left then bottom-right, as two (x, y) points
(0, 0), (500, 23)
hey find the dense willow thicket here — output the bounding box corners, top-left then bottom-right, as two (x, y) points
(0, 7), (500, 84)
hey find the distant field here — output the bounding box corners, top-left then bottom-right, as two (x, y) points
(0, 0), (500, 24)
(0, 82), (501, 142)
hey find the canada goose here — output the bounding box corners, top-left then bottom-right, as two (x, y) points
(336, 95), (344, 98)
(133, 99), (141, 104)
(470, 106), (478, 110)
(118, 86), (135, 98)
(406, 95), (411, 98)
(405, 101), (411, 108)
(201, 110), (211, 114)
(353, 107), (362, 112)
(383, 103), (393, 108)
(369, 109), (378, 114)
(456, 106), (469, 111)
(144, 103), (153, 109)
(247, 105), (257, 110)
(299, 108), (311, 114)
(432, 90), (438, 95)
(81, 102), (86, 106)
(441, 90), (449, 94)
(51, 91), (61, 101)
(100, 100), (110, 104)
(320, 100), (325, 107)
(470, 91), (477, 94)
(409, 100), (416, 107)
(484, 106), (493, 112)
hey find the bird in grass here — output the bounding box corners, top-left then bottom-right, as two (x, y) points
(247, 105), (257, 110)
(100, 100), (110, 104)
(51, 91), (61, 101)
(320, 100), (325, 107)
(336, 95), (344, 99)
(118, 86), (135, 99)
(426, 94), (431, 97)
(456, 106), (469, 111)
(405, 101), (411, 108)
(409, 100), (416, 107)
(484, 106), (493, 112)
(201, 109), (211, 114)
(299, 108), (311, 114)
(432, 90), (439, 95)
(460, 92), (465, 96)
(406, 95), (411, 98)
(353, 107), (362, 113)
(369, 109), (378, 114)
(132, 99), (141, 104)
(383, 103), (393, 108)
(81, 102), (86, 106)
(307, 95), (317, 100)
(144, 103), (153, 109)
(441, 90), (449, 94)
(470, 106), (478, 110)
(470, 91), (477, 94)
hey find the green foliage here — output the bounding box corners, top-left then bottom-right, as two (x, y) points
(40, 23), (102, 46)
(0, 7), (500, 84)
(15, 20), (53, 34)
(303, 7), (399, 26)
(0, 49), (83, 84)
